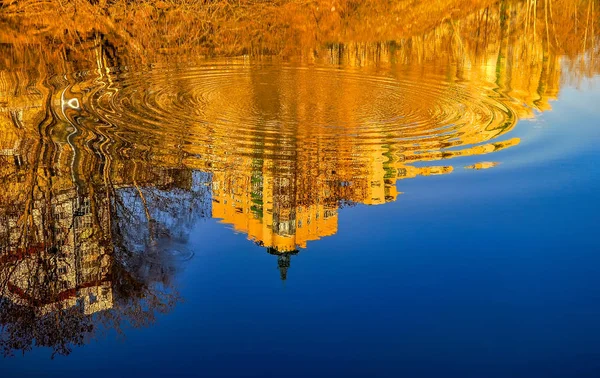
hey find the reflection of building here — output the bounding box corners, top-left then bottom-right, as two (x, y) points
(208, 143), (459, 278)
(0, 189), (113, 316)
(211, 164), (339, 253)
(0, 113), (196, 317)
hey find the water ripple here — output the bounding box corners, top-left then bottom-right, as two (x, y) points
(74, 62), (518, 171)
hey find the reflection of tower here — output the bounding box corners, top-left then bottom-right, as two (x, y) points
(267, 247), (298, 281)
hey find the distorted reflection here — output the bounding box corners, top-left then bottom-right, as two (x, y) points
(0, 0), (599, 358)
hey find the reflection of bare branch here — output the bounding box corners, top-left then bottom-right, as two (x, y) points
(132, 160), (153, 227)
(1, 86), (197, 360)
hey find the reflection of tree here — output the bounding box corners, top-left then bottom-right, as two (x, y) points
(0, 84), (212, 357)
(0, 297), (94, 358)
(0, 166), (209, 357)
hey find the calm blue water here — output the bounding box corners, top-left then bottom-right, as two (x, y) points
(2, 76), (599, 377)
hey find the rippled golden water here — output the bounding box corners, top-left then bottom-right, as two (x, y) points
(0, 0), (599, 357)
(80, 60), (525, 248)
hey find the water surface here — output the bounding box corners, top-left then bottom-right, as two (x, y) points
(1, 1), (600, 377)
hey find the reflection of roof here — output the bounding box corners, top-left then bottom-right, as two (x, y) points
(0, 244), (47, 264)
(5, 278), (111, 308)
(266, 247), (299, 256)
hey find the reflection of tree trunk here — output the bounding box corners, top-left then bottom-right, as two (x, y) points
(496, 0), (509, 92)
(17, 83), (56, 240)
(583, 0), (589, 51)
(547, 0), (559, 48)
(132, 160), (153, 228)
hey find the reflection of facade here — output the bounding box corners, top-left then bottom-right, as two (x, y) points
(210, 146), (456, 252)
(0, 189), (113, 316)
(212, 164), (340, 252)
(0, 150), (191, 356)
(0, 116), (195, 318)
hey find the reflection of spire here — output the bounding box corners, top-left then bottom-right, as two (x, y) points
(267, 247), (298, 281)
(278, 254), (291, 281)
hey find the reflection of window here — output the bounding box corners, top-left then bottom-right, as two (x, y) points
(83, 260), (98, 270)
(324, 210), (336, 219)
(53, 206), (68, 220)
(278, 222), (289, 233)
(80, 198), (91, 215)
(77, 215), (92, 228)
